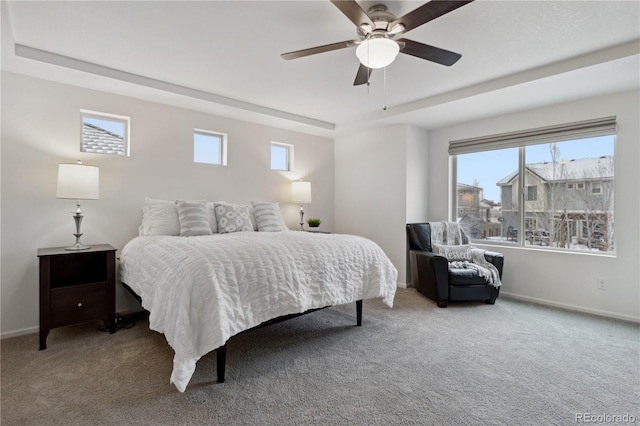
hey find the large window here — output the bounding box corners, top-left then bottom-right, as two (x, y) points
(451, 117), (616, 254)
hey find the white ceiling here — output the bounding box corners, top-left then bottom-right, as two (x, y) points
(2, 0), (639, 137)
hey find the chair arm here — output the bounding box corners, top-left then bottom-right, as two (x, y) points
(410, 250), (449, 301)
(483, 251), (504, 278)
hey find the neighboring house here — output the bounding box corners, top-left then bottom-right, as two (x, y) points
(497, 156), (614, 250)
(456, 183), (483, 219)
(456, 183), (501, 239)
(82, 122), (126, 155)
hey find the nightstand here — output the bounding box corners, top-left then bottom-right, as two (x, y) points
(37, 244), (117, 350)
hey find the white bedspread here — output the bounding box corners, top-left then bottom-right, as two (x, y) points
(119, 231), (397, 392)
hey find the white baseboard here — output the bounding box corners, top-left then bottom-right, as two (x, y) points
(1, 325), (38, 340)
(396, 281), (407, 289)
(500, 291), (640, 323)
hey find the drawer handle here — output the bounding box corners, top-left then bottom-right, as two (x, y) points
(77, 302), (83, 308)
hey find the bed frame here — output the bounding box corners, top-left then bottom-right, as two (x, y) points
(122, 282), (362, 383)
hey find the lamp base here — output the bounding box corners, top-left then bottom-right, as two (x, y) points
(299, 206), (305, 231)
(65, 243), (91, 251)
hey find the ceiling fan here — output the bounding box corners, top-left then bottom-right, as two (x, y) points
(281, 0), (474, 86)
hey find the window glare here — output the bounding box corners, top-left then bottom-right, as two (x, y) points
(271, 144), (289, 171)
(194, 132), (222, 165)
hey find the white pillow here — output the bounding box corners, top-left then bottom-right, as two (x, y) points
(214, 202), (254, 234)
(206, 202), (218, 234)
(140, 198), (180, 236)
(176, 200), (212, 237)
(251, 201), (288, 232)
(432, 244), (473, 262)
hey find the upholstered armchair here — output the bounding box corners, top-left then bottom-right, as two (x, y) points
(406, 222), (503, 308)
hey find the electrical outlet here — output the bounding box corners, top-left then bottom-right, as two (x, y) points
(597, 277), (608, 291)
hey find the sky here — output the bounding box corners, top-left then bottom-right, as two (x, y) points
(83, 116), (125, 136)
(457, 135), (615, 202)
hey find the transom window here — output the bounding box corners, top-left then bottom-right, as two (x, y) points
(271, 142), (293, 171)
(194, 129), (227, 165)
(80, 110), (129, 156)
(451, 117), (616, 254)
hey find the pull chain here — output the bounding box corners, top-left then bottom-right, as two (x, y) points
(383, 66), (387, 111)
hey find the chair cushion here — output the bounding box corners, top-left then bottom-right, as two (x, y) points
(449, 267), (492, 286)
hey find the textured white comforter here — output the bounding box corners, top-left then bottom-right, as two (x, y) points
(120, 231), (397, 392)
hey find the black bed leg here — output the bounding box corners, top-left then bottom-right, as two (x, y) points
(356, 300), (362, 326)
(217, 344), (227, 383)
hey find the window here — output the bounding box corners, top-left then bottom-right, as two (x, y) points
(271, 142), (293, 171)
(194, 129), (227, 165)
(81, 110), (129, 156)
(591, 182), (602, 194)
(451, 117), (616, 253)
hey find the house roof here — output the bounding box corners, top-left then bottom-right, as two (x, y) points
(457, 183), (482, 191)
(82, 123), (126, 155)
(497, 156), (614, 185)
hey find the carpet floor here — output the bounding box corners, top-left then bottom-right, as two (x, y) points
(1, 288), (638, 425)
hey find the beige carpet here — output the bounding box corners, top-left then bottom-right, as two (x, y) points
(2, 288), (638, 425)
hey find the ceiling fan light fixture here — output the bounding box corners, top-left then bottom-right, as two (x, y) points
(355, 37), (399, 69)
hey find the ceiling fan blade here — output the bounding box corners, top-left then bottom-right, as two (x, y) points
(330, 0), (374, 29)
(398, 38), (462, 66)
(353, 64), (372, 86)
(389, 1), (474, 34)
(281, 40), (359, 60)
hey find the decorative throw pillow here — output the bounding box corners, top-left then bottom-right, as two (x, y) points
(214, 202), (254, 234)
(140, 198), (180, 236)
(206, 202), (218, 234)
(176, 200), (212, 237)
(251, 202), (288, 232)
(432, 244), (473, 262)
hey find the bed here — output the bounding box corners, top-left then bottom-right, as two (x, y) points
(119, 226), (397, 392)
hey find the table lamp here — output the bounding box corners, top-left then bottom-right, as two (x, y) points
(291, 181), (311, 231)
(56, 161), (100, 250)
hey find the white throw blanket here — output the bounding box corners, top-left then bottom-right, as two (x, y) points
(120, 231), (398, 392)
(430, 221), (470, 246)
(449, 248), (502, 288)
(430, 222), (501, 288)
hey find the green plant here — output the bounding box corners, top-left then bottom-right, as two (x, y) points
(306, 218), (322, 227)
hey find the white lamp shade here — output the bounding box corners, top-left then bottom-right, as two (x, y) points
(356, 38), (400, 69)
(56, 163), (100, 200)
(291, 181), (312, 204)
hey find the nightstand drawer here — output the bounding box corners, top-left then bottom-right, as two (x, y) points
(50, 283), (106, 328)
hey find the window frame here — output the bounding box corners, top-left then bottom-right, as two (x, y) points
(193, 129), (227, 166)
(270, 142), (294, 171)
(80, 110), (130, 156)
(449, 117), (616, 255)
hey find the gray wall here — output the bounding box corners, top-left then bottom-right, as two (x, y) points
(1, 71), (334, 337)
(427, 90), (639, 321)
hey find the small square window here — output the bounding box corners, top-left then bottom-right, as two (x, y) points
(194, 130), (227, 165)
(577, 183), (585, 190)
(271, 142), (293, 171)
(592, 182), (603, 194)
(81, 110), (129, 156)
(567, 183), (575, 190)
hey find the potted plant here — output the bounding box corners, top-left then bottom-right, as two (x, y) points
(306, 218), (322, 230)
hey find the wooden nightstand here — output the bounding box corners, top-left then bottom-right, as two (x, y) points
(37, 244), (117, 350)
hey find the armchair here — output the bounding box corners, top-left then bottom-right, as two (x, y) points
(406, 222), (503, 308)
